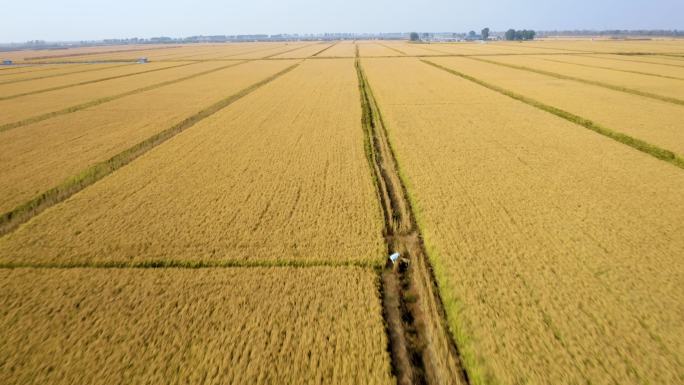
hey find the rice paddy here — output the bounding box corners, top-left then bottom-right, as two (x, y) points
(1, 39), (682, 385)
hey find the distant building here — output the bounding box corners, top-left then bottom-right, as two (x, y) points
(2, 59), (12, 65)
(463, 34), (483, 41)
(137, 57), (148, 64)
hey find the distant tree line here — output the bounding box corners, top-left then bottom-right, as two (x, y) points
(505, 29), (536, 41)
(537, 29), (684, 37)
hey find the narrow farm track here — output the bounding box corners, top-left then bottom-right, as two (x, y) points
(0, 62), (301, 237)
(422, 59), (684, 170)
(356, 58), (468, 385)
(0, 61), (247, 133)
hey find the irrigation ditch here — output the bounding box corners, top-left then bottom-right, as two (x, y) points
(356, 57), (469, 385)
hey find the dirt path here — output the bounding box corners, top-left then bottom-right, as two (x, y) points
(356, 55), (469, 385)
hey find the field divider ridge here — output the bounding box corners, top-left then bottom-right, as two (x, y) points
(311, 41), (339, 57)
(468, 55), (684, 106)
(0, 61), (302, 237)
(357, 57), (469, 385)
(0, 61), (198, 101)
(421, 59), (684, 170)
(261, 42), (322, 59)
(0, 61), (247, 133)
(379, 43), (408, 56)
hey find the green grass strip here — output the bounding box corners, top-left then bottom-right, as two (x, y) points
(0, 61), (246, 133)
(0, 62), (132, 85)
(469, 56), (684, 106)
(0, 62), (301, 237)
(0, 61), (196, 101)
(422, 59), (684, 171)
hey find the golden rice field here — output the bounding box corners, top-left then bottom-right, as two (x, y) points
(481, 54), (684, 101)
(0, 62), (159, 97)
(362, 56), (684, 384)
(0, 61), (229, 126)
(0, 40), (682, 384)
(0, 62), (109, 82)
(0, 267), (393, 385)
(0, 59), (384, 266)
(427, 56), (684, 157)
(0, 59), (297, 214)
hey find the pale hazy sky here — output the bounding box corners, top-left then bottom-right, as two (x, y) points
(3, 0), (683, 42)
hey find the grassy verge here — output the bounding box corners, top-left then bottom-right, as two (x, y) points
(0, 62), (301, 237)
(422, 59), (684, 170)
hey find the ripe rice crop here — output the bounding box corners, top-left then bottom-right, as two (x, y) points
(511, 39), (684, 54)
(271, 42), (335, 58)
(588, 53), (684, 68)
(0, 63), (95, 82)
(357, 43), (405, 57)
(1, 44), (170, 63)
(362, 57), (684, 385)
(0, 61), (228, 127)
(0, 60), (296, 215)
(0, 62), (171, 98)
(539, 54), (684, 79)
(23, 45), (186, 63)
(0, 267), (393, 385)
(428, 56), (684, 157)
(483, 54), (684, 101)
(316, 41), (357, 57)
(0, 59), (385, 266)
